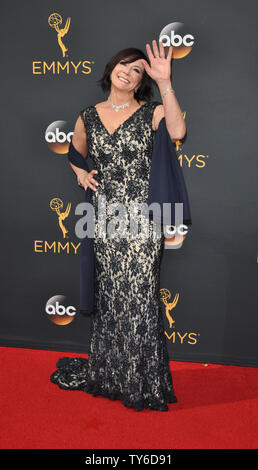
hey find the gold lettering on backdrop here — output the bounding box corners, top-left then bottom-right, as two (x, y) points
(56, 62), (70, 73)
(48, 13), (70, 58)
(70, 61), (82, 74)
(164, 331), (198, 344)
(34, 240), (44, 252)
(181, 155), (196, 167)
(177, 332), (188, 343)
(45, 241), (56, 252)
(70, 242), (80, 255)
(58, 242), (70, 253)
(188, 333), (198, 345)
(34, 241), (81, 254)
(32, 61), (93, 75)
(32, 62), (42, 74)
(50, 198), (71, 239)
(43, 62), (55, 73)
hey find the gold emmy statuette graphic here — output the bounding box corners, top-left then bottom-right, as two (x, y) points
(160, 288), (179, 328)
(50, 198), (71, 239)
(48, 13), (71, 57)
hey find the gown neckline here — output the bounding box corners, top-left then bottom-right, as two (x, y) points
(92, 101), (149, 138)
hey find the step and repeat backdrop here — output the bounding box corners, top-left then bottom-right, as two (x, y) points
(1, 0), (257, 366)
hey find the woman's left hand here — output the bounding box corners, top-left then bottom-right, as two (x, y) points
(140, 40), (173, 84)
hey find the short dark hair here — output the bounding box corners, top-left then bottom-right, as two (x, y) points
(96, 48), (154, 102)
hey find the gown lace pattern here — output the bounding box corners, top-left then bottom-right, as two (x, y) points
(50, 100), (178, 411)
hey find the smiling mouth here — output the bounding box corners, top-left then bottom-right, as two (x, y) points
(118, 76), (130, 83)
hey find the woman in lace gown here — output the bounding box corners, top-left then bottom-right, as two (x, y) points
(50, 41), (186, 411)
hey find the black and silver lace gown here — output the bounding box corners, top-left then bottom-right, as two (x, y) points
(50, 100), (178, 411)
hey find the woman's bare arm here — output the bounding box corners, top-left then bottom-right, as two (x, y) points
(69, 114), (98, 191)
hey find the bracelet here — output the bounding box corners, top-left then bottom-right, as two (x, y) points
(161, 87), (175, 98)
(77, 170), (86, 176)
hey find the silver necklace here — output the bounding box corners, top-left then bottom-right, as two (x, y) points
(108, 96), (132, 112)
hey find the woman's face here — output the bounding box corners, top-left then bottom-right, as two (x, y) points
(110, 58), (144, 93)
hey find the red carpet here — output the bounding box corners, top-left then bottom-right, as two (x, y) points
(0, 346), (257, 449)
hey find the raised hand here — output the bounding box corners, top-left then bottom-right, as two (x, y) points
(140, 39), (173, 84)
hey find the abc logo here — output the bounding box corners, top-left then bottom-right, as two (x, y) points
(46, 295), (76, 325)
(159, 22), (194, 59)
(45, 120), (73, 154)
(164, 224), (189, 249)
